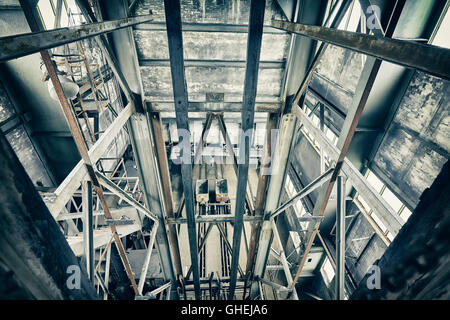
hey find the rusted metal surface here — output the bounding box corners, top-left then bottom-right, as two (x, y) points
(271, 20), (450, 80)
(0, 14), (153, 63)
(150, 112), (183, 277)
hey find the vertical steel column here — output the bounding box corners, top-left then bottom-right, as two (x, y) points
(82, 180), (94, 282)
(336, 175), (345, 300)
(228, 0), (266, 299)
(217, 114), (254, 213)
(150, 112), (183, 278)
(245, 113), (279, 279)
(163, 0), (201, 300)
(319, 104), (325, 174)
(250, 114), (297, 299)
(104, 245), (111, 300)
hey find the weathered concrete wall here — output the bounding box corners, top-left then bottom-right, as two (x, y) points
(133, 0), (284, 24)
(372, 72), (449, 208)
(133, 0), (289, 107)
(0, 81), (53, 187)
(141, 66), (283, 101)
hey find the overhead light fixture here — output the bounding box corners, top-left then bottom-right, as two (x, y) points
(41, 59), (79, 101)
(47, 75), (79, 101)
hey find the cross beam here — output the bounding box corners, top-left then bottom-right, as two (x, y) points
(271, 19), (450, 80)
(0, 12), (153, 63)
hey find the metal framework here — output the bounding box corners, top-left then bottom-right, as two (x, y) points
(229, 0), (266, 300)
(0, 0), (446, 301)
(163, 0), (201, 299)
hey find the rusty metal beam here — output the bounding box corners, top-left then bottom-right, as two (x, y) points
(150, 112), (183, 277)
(271, 17), (450, 80)
(0, 11), (153, 63)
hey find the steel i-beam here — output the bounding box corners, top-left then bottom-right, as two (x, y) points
(163, 0), (201, 300)
(82, 180), (94, 282)
(271, 17), (450, 80)
(336, 175), (345, 300)
(228, 0), (266, 300)
(249, 114), (297, 299)
(0, 11), (153, 63)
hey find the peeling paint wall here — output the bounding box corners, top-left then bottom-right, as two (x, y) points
(372, 72), (449, 208)
(133, 0), (284, 24)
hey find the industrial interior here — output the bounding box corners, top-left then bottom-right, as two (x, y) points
(0, 0), (449, 300)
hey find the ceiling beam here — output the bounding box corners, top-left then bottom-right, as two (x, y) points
(135, 22), (286, 34)
(149, 101), (281, 113)
(163, 0), (201, 300)
(139, 59), (285, 69)
(0, 12), (153, 63)
(271, 18), (450, 80)
(229, 0), (266, 299)
(166, 215), (263, 224)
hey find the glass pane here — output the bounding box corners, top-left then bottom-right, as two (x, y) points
(321, 257), (335, 286)
(366, 171), (384, 193)
(312, 114), (320, 126)
(338, 0), (361, 32)
(0, 82), (16, 122)
(387, 232), (395, 242)
(381, 187), (403, 213)
(290, 231), (301, 253)
(326, 128), (335, 141)
(371, 212), (387, 233)
(38, 0), (55, 29)
(433, 7), (450, 48)
(400, 207), (413, 223)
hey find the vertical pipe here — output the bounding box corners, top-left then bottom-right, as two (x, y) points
(336, 175), (345, 300)
(250, 114), (297, 299)
(82, 180), (94, 282)
(320, 104), (325, 174)
(104, 245), (111, 300)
